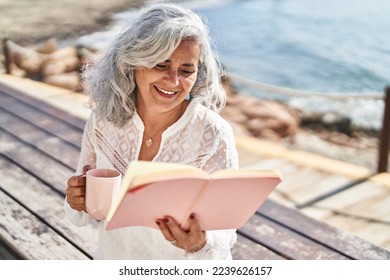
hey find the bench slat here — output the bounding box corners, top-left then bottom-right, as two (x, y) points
(0, 93), (82, 148)
(243, 159), (354, 206)
(0, 107), (80, 169)
(258, 200), (390, 259)
(0, 155), (99, 259)
(0, 130), (74, 194)
(0, 82), (86, 130)
(239, 210), (349, 260)
(232, 235), (285, 260)
(0, 190), (90, 260)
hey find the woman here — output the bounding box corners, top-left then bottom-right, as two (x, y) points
(65, 3), (239, 259)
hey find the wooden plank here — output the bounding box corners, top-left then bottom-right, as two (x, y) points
(368, 172), (390, 189)
(302, 206), (390, 249)
(315, 181), (390, 221)
(236, 136), (371, 179)
(0, 108), (80, 169)
(244, 160), (353, 206)
(302, 178), (390, 251)
(0, 130), (74, 194)
(0, 190), (90, 260)
(0, 240), (19, 259)
(0, 82), (86, 130)
(239, 212), (349, 260)
(259, 199), (390, 259)
(232, 235), (285, 260)
(0, 92), (82, 148)
(0, 155), (99, 259)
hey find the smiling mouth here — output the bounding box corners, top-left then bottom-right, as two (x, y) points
(154, 86), (178, 96)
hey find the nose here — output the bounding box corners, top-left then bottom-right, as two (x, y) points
(165, 69), (180, 86)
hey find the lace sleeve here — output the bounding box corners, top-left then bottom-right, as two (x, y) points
(202, 121), (239, 173)
(64, 114), (96, 226)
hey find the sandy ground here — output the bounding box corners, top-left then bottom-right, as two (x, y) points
(0, 0), (147, 44)
(0, 0), (148, 69)
(0, 0), (381, 171)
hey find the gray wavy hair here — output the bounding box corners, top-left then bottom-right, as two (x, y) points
(82, 3), (227, 127)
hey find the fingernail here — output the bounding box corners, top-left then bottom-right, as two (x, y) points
(190, 213), (195, 219)
(164, 218), (169, 223)
(156, 220), (161, 226)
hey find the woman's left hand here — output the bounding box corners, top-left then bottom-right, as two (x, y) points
(156, 213), (207, 253)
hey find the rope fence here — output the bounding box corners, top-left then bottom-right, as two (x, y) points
(227, 72), (384, 100)
(227, 72), (390, 173)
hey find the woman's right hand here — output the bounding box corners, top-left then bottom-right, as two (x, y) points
(65, 165), (91, 212)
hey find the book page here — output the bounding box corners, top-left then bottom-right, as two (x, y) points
(124, 161), (204, 190)
(186, 176), (281, 230)
(107, 161), (206, 221)
(106, 177), (208, 230)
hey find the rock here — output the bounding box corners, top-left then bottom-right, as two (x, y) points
(4, 39), (85, 90)
(300, 110), (353, 135)
(221, 91), (299, 140)
(42, 56), (80, 76)
(6, 40), (45, 75)
(43, 72), (81, 91)
(36, 38), (57, 54)
(15, 55), (44, 76)
(48, 47), (78, 60)
(8, 63), (26, 77)
(77, 46), (100, 66)
(220, 105), (248, 124)
(42, 47), (80, 75)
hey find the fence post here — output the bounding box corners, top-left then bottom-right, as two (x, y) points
(378, 86), (390, 173)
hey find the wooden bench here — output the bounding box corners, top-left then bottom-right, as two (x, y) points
(1, 81), (389, 260)
(298, 172), (390, 250)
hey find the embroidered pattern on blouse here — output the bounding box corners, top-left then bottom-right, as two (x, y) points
(67, 101), (239, 260)
(95, 129), (128, 174)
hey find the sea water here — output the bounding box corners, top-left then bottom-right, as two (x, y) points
(77, 0), (390, 130)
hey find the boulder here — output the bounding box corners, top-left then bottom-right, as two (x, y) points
(43, 72), (81, 91)
(3, 38), (89, 91)
(36, 38), (57, 54)
(42, 55), (80, 76)
(221, 88), (300, 140)
(220, 104), (248, 124)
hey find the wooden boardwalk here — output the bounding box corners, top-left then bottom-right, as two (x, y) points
(236, 138), (390, 251)
(1, 74), (389, 259)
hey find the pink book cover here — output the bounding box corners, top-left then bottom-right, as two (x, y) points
(106, 161), (282, 231)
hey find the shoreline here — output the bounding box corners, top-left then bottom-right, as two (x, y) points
(0, 0), (147, 45)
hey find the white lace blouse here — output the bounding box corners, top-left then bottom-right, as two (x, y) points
(64, 100), (239, 260)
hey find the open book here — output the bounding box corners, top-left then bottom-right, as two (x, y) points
(106, 161), (282, 231)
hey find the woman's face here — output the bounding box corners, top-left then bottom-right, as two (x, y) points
(135, 40), (200, 116)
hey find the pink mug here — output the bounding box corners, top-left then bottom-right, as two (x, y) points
(86, 169), (121, 220)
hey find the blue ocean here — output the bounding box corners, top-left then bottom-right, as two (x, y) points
(77, 0), (390, 130)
